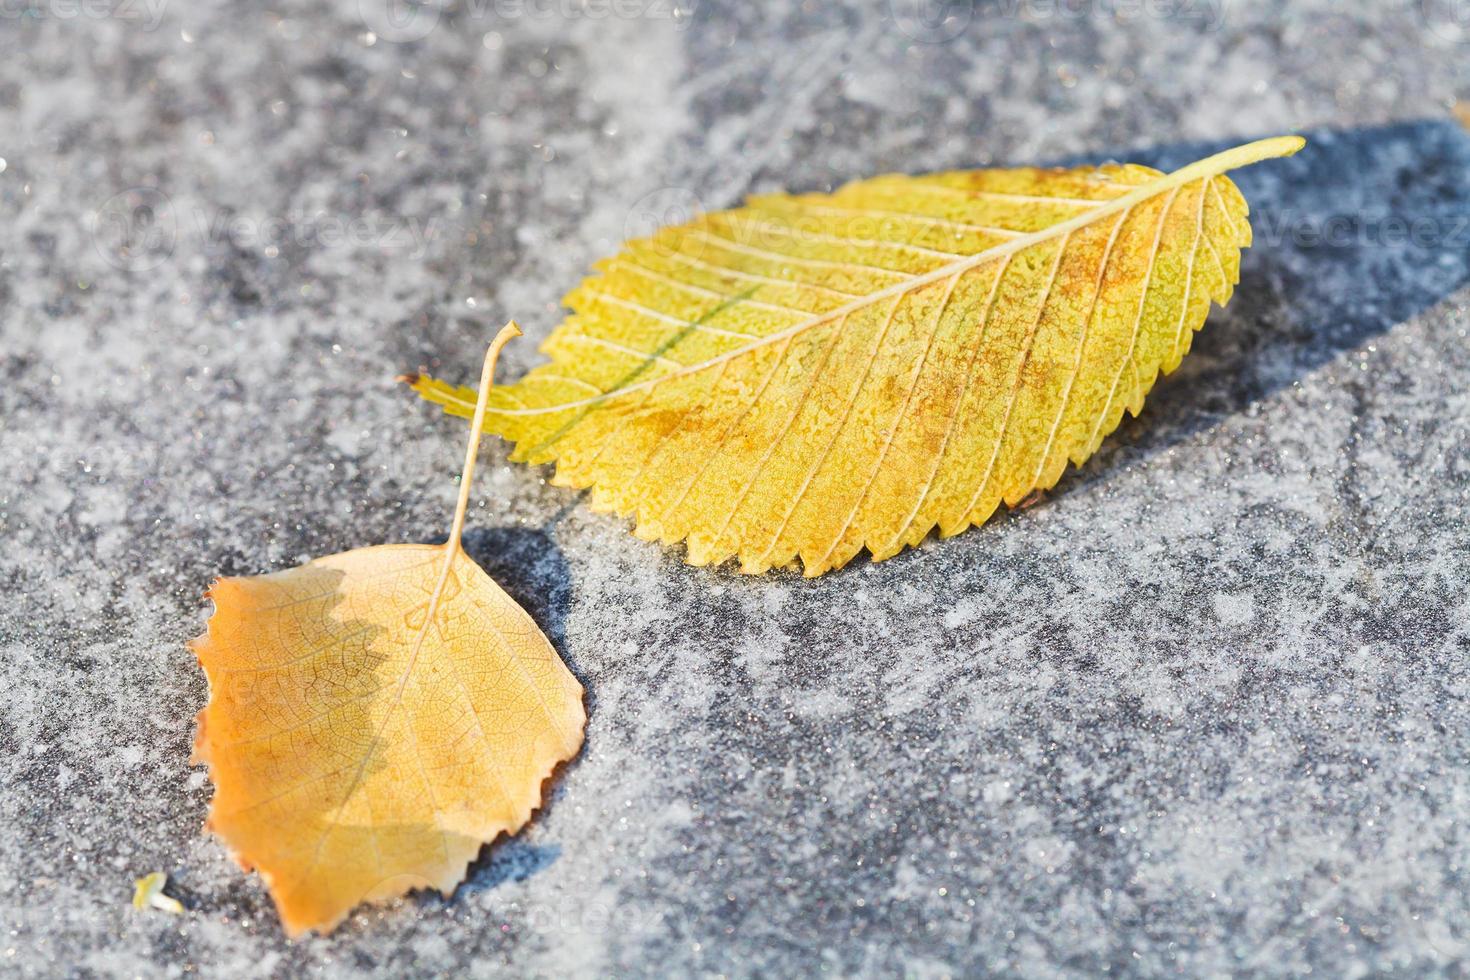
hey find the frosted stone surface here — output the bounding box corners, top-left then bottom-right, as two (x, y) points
(1, 2), (1468, 975)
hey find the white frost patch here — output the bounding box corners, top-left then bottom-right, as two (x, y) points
(1212, 591), (1255, 626)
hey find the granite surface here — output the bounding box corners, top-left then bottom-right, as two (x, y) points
(3, 0), (1470, 975)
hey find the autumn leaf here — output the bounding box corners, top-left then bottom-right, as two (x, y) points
(409, 136), (1304, 576)
(191, 324), (585, 937)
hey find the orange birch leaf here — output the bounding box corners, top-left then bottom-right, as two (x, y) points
(191, 324), (585, 937)
(409, 136), (1305, 576)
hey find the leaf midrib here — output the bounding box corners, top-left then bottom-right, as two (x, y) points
(488, 136), (1302, 420)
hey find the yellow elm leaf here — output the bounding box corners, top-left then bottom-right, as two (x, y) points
(409, 136), (1305, 576)
(191, 325), (585, 937)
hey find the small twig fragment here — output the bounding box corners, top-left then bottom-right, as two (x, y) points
(132, 872), (185, 915)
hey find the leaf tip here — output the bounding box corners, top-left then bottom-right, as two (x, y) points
(1244, 134), (1306, 160)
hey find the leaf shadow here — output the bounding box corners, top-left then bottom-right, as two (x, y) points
(459, 523), (590, 759)
(304, 828), (562, 935)
(460, 526), (574, 663)
(1041, 118), (1470, 494)
(457, 841), (563, 895)
(456, 524), (585, 897)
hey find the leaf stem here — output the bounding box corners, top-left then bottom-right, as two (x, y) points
(448, 321), (522, 552)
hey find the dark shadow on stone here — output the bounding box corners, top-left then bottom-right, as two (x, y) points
(458, 841), (563, 895)
(460, 526), (574, 662)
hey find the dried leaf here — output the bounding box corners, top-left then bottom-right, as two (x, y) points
(411, 136), (1303, 576)
(192, 325), (585, 937)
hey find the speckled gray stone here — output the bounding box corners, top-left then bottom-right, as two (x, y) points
(2, 1), (1469, 976)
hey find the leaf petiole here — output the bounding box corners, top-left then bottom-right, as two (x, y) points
(447, 321), (522, 553)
